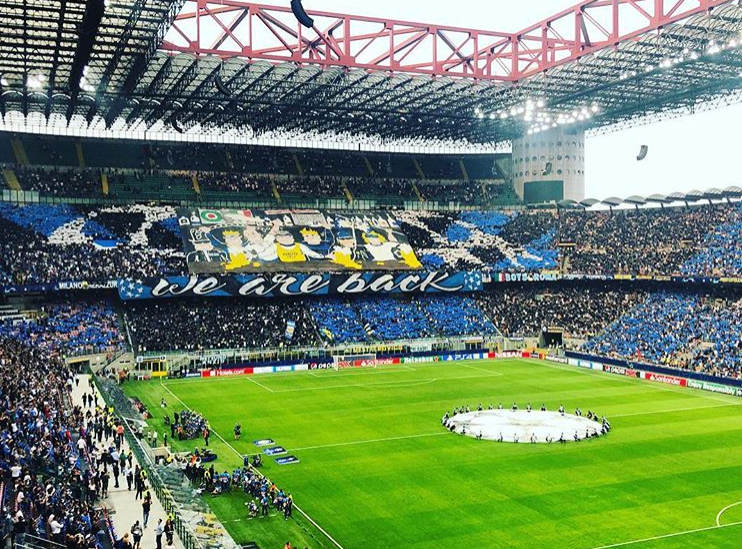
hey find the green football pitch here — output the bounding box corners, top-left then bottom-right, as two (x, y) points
(124, 359), (742, 549)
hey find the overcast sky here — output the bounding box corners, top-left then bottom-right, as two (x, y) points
(304, 0), (742, 198)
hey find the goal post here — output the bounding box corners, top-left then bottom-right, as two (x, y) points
(332, 353), (377, 370)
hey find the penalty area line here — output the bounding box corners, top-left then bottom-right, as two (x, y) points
(159, 381), (348, 549)
(245, 376), (275, 393)
(586, 520), (742, 549)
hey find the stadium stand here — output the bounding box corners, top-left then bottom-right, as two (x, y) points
(583, 288), (742, 379)
(476, 283), (647, 340)
(4, 1), (742, 548)
(122, 294), (497, 351)
(123, 299), (319, 352)
(3, 202), (742, 284)
(0, 299), (124, 355)
(559, 205), (739, 276)
(0, 203), (185, 284)
(1, 132), (513, 207)
(0, 337), (119, 549)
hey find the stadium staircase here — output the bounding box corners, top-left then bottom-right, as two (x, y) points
(292, 153), (305, 176)
(9, 137), (29, 165)
(101, 172), (110, 196)
(225, 149), (234, 170)
(363, 155), (375, 176)
(191, 173), (201, 196)
(458, 159), (470, 181)
(342, 181), (354, 204)
(75, 141), (86, 168)
(271, 180), (281, 203)
(2, 168), (22, 191)
(411, 180), (425, 202)
(412, 157), (426, 180)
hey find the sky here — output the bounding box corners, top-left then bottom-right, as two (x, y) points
(302, 0), (742, 198)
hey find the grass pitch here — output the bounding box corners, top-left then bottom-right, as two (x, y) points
(125, 359), (742, 549)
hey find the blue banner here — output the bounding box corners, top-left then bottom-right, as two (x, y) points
(117, 271), (483, 300)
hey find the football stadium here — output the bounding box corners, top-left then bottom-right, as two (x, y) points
(1, 1), (742, 548)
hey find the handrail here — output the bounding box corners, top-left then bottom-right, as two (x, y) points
(92, 376), (206, 549)
(134, 334), (503, 361)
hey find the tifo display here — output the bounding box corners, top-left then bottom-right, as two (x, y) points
(178, 208), (421, 273)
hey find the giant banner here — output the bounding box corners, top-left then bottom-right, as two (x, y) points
(177, 208), (421, 274)
(118, 271), (483, 300)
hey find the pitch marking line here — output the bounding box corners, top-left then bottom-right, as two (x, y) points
(460, 364), (504, 376)
(587, 520), (742, 549)
(716, 501), (742, 526)
(159, 382), (347, 549)
(250, 378), (439, 394)
(289, 431), (448, 452)
(245, 376), (275, 393)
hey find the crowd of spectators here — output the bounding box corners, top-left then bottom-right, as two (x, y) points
(582, 288), (742, 379)
(0, 299), (124, 355)
(0, 338), (118, 549)
(123, 299), (319, 352)
(196, 172), (272, 197)
(309, 294), (496, 344)
(14, 167), (103, 197)
(418, 181), (482, 204)
(679, 208), (742, 277)
(396, 210), (541, 273)
(559, 205), (739, 276)
(345, 177), (412, 201)
(0, 203), (186, 285)
(4, 199), (742, 294)
(277, 176), (343, 200)
(476, 284), (647, 339)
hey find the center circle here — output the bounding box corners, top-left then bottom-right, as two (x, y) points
(444, 410), (609, 443)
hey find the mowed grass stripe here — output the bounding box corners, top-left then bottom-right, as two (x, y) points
(126, 359), (742, 549)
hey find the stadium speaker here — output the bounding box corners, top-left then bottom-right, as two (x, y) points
(636, 145), (649, 161)
(542, 162), (553, 176)
(215, 72), (232, 97)
(291, 0), (314, 28)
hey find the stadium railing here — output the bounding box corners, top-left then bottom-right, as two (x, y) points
(132, 334), (505, 368)
(92, 376), (225, 549)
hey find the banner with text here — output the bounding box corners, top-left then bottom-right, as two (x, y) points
(118, 271), (483, 300)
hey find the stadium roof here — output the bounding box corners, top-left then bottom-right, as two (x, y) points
(1, 0), (741, 145)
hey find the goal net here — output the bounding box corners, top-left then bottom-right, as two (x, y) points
(332, 353), (377, 370)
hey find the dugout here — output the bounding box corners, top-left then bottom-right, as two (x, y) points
(135, 356), (168, 377)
